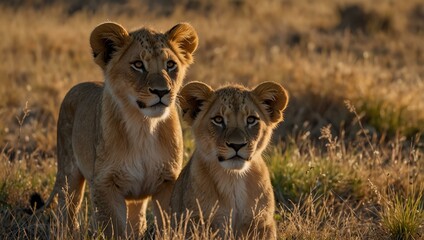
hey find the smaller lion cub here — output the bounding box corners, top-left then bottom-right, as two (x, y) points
(171, 81), (288, 239)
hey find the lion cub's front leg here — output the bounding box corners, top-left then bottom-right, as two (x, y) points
(152, 180), (175, 230)
(126, 200), (149, 238)
(91, 180), (127, 237)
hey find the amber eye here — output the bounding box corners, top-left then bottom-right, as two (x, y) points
(166, 60), (177, 72)
(131, 61), (145, 72)
(211, 116), (224, 127)
(246, 116), (259, 127)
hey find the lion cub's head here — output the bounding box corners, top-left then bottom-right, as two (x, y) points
(179, 82), (288, 172)
(90, 22), (198, 118)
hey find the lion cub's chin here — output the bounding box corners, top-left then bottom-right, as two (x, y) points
(140, 105), (170, 119)
(219, 159), (251, 172)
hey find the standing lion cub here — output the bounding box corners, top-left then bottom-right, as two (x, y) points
(36, 22), (198, 237)
(171, 81), (288, 239)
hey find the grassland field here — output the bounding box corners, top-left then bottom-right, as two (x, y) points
(0, 0), (423, 239)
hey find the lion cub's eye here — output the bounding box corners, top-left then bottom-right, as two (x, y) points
(166, 60), (177, 72)
(246, 116), (259, 127)
(131, 61), (146, 72)
(211, 116), (225, 127)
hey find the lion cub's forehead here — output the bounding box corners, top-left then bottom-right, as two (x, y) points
(130, 28), (168, 59)
(215, 86), (251, 113)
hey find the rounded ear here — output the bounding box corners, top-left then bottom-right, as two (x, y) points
(166, 23), (198, 65)
(178, 81), (213, 125)
(90, 22), (130, 70)
(252, 82), (289, 123)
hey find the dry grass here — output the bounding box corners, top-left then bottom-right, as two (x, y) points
(0, 0), (423, 239)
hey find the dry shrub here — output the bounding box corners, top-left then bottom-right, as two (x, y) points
(335, 4), (393, 34)
(408, 3), (424, 34)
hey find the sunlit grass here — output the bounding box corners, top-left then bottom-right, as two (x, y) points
(380, 190), (424, 240)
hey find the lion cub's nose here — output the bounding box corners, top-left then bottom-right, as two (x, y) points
(149, 88), (170, 98)
(226, 142), (247, 152)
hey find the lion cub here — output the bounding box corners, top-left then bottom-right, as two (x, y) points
(34, 22), (198, 238)
(171, 81), (288, 239)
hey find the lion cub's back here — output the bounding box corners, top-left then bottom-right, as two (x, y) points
(57, 82), (104, 179)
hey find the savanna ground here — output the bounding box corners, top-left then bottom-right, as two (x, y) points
(0, 0), (423, 239)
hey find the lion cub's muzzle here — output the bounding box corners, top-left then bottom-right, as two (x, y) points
(217, 128), (252, 162)
(149, 88), (170, 99)
(218, 141), (251, 162)
(217, 139), (251, 171)
(135, 81), (173, 118)
(136, 88), (171, 109)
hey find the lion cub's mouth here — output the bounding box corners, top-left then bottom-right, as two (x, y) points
(218, 155), (249, 162)
(136, 100), (167, 109)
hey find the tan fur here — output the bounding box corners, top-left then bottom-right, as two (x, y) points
(172, 81), (288, 239)
(42, 21), (198, 238)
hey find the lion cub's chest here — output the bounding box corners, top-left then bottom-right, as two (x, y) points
(129, 141), (165, 194)
(108, 132), (173, 199)
(214, 175), (250, 227)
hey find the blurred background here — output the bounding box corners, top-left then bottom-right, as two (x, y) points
(1, 0), (424, 155)
(1, 0), (423, 160)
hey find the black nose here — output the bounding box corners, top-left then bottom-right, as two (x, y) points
(226, 142), (247, 152)
(149, 88), (170, 98)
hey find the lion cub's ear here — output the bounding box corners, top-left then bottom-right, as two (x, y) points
(252, 82), (289, 124)
(166, 23), (198, 65)
(90, 22), (130, 70)
(179, 81), (214, 126)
